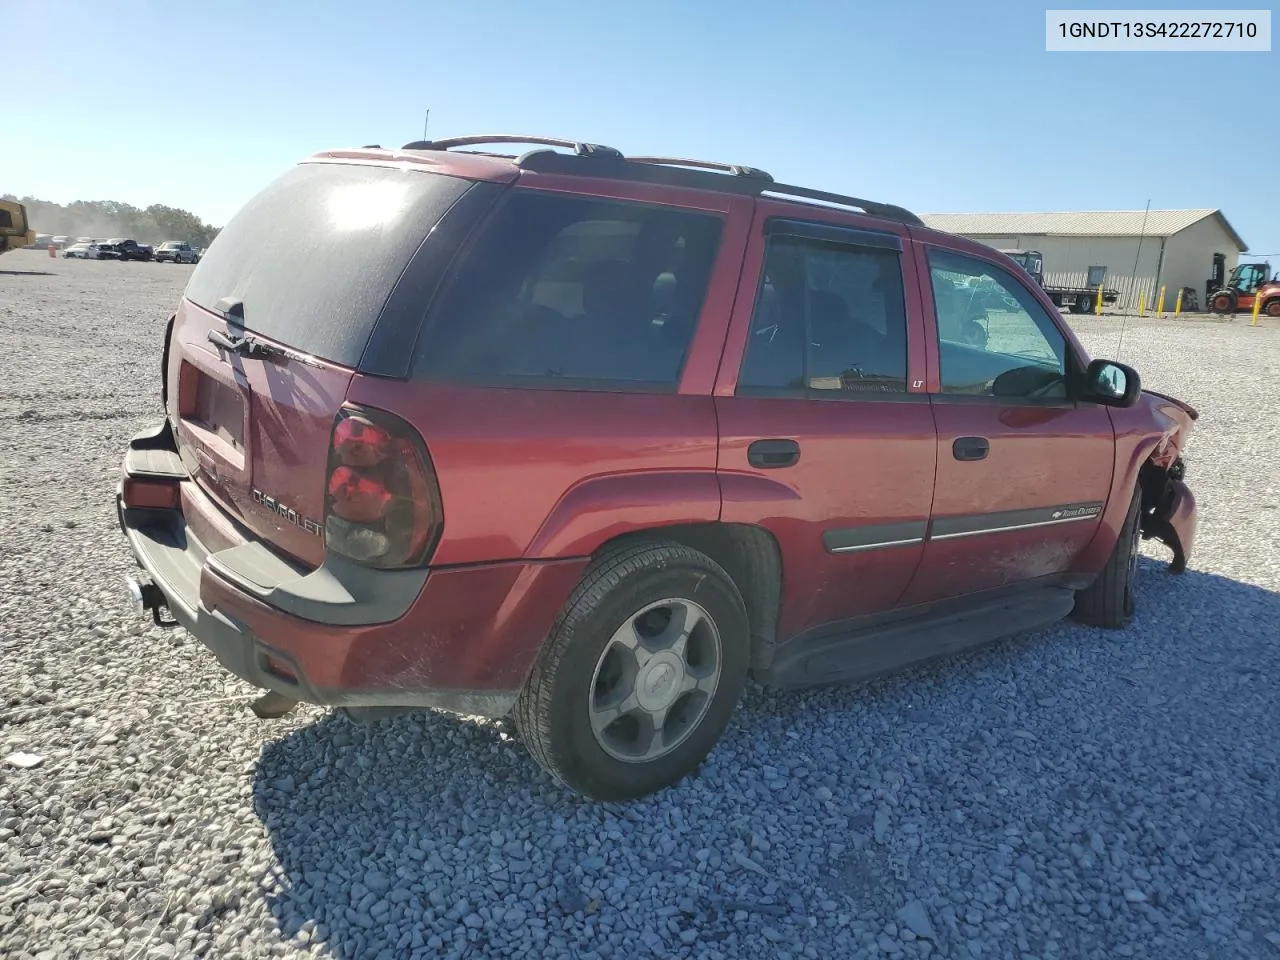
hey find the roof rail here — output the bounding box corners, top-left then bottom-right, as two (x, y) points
(400, 134), (623, 159)
(761, 183), (924, 227)
(397, 134), (921, 226)
(623, 156), (773, 182)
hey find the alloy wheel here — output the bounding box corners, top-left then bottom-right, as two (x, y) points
(588, 598), (722, 763)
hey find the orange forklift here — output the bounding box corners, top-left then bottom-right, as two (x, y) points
(1207, 255), (1280, 317)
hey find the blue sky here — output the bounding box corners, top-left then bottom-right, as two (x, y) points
(6, 1), (1277, 255)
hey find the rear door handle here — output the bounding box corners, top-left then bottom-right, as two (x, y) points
(748, 438), (801, 469)
(953, 436), (989, 461)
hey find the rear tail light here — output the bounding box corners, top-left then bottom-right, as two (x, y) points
(328, 466), (393, 523)
(323, 405), (442, 568)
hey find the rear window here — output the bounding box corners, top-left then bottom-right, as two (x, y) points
(413, 190), (724, 389)
(185, 162), (474, 366)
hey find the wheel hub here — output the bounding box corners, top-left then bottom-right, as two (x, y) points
(636, 653), (685, 712)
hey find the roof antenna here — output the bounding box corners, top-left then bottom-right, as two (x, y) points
(1115, 198), (1151, 362)
(423, 108), (430, 143)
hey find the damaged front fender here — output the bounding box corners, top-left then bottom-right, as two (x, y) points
(1140, 466), (1196, 574)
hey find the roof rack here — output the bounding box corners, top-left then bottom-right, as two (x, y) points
(400, 134), (623, 159)
(760, 183), (923, 227)
(624, 156), (773, 182)
(397, 135), (922, 227)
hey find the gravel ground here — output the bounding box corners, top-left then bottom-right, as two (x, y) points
(2, 252), (1278, 960)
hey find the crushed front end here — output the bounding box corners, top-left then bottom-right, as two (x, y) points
(1137, 391), (1199, 573)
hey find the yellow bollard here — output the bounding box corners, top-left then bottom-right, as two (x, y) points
(1157, 285), (1166, 318)
(1095, 284), (1104, 316)
(1174, 288), (1183, 319)
(1252, 290), (1264, 325)
(1138, 291), (1146, 317)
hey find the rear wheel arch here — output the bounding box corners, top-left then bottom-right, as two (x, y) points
(592, 522), (783, 672)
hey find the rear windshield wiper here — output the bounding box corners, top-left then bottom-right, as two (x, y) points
(207, 327), (285, 361)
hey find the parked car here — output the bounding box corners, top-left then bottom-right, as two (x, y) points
(107, 238), (152, 261)
(116, 136), (1198, 802)
(51, 235), (71, 248)
(63, 242), (92, 259)
(154, 240), (199, 264)
(82, 242), (121, 260)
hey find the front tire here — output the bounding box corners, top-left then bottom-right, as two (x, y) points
(1072, 487), (1141, 629)
(515, 541), (749, 801)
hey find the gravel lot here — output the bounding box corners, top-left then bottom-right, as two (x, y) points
(2, 252), (1278, 960)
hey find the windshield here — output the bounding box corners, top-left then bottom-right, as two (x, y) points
(1232, 264), (1267, 289)
(1008, 253), (1040, 275)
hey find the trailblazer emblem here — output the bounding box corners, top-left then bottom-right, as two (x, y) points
(1050, 504), (1102, 521)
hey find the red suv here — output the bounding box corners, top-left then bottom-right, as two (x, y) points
(117, 135), (1198, 801)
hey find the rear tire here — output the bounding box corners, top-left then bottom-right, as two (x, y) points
(1072, 487), (1141, 629)
(1075, 293), (1095, 314)
(515, 541), (749, 801)
(1211, 291), (1236, 315)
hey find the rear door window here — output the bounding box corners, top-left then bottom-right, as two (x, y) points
(184, 162), (474, 366)
(413, 191), (724, 390)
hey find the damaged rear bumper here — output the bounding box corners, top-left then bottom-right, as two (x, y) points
(1142, 476), (1196, 573)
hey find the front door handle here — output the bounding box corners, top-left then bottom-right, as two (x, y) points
(748, 438), (801, 469)
(952, 436), (989, 461)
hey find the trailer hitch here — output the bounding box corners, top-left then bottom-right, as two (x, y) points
(127, 577), (178, 627)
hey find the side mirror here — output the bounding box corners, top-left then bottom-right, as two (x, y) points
(1082, 358), (1141, 407)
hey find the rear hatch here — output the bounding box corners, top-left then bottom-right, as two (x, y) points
(165, 159), (479, 566)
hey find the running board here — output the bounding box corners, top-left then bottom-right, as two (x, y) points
(762, 586), (1077, 689)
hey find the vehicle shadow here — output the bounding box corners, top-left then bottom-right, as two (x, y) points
(0, 269), (56, 276)
(250, 559), (1280, 958)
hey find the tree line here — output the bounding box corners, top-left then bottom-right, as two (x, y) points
(1, 194), (221, 248)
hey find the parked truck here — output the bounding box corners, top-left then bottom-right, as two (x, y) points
(1000, 249), (1120, 314)
(1, 199), (36, 256)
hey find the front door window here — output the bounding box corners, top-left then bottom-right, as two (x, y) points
(928, 249), (1069, 401)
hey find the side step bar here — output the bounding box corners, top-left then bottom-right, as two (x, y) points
(762, 585), (1077, 689)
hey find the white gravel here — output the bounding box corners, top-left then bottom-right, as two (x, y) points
(2, 252), (1278, 960)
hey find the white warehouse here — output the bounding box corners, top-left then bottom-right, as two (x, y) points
(920, 209), (1248, 312)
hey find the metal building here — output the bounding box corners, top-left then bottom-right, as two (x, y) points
(920, 209), (1247, 311)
